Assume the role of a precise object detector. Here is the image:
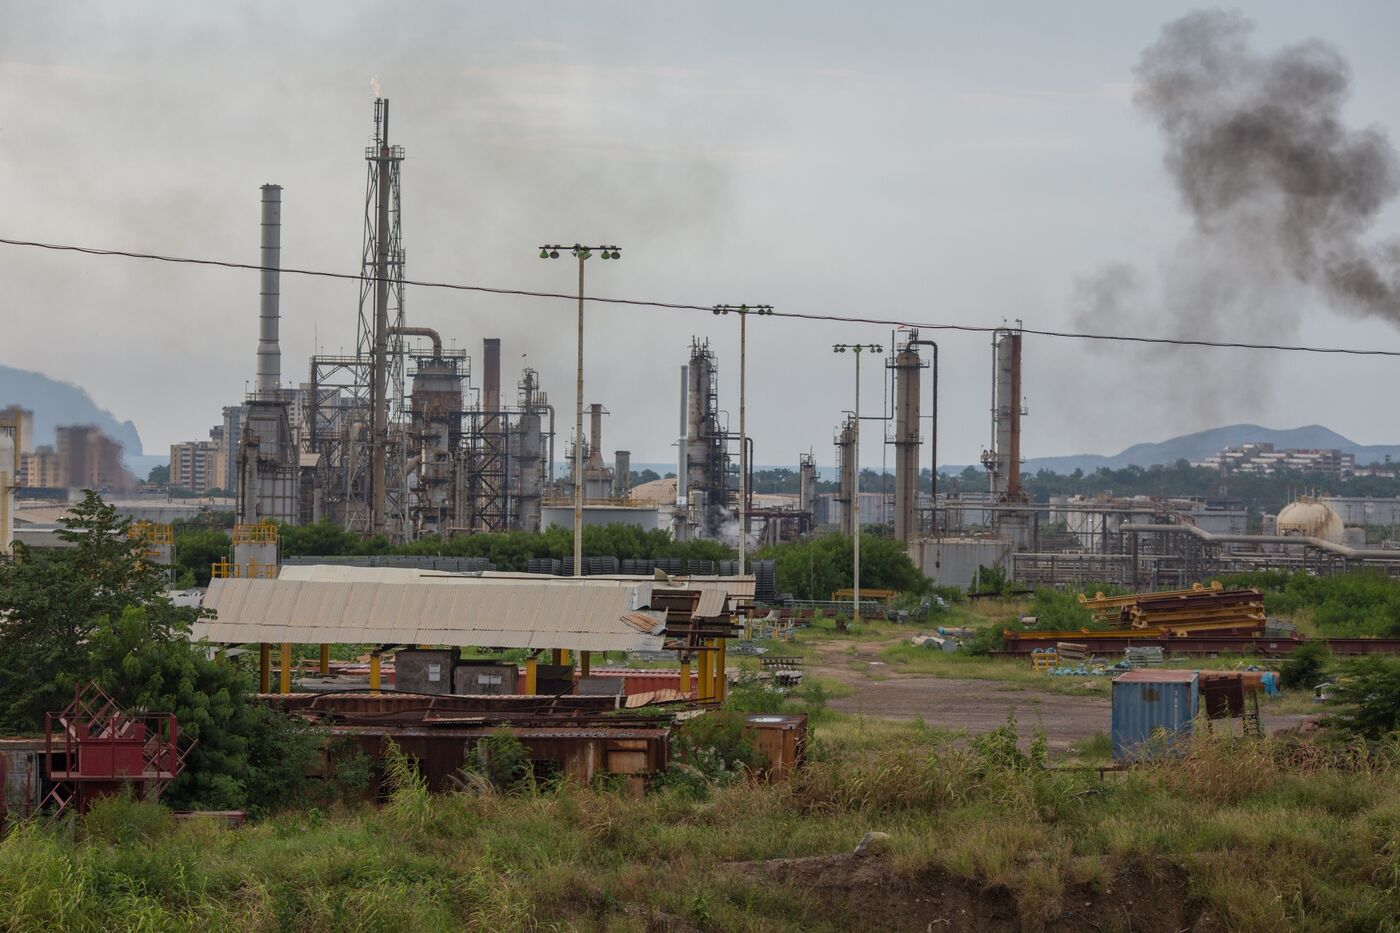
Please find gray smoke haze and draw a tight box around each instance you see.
[1075,10,1400,402]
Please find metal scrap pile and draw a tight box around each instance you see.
[1083,582,1266,636]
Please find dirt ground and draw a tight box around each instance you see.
[807,640,1317,750]
[729,852,1223,933]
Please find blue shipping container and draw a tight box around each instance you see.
[1111,670,1199,762]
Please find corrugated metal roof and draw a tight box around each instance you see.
[693,588,728,618]
[194,578,666,652]
[276,564,753,605]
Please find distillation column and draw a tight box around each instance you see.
[835,418,857,536]
[892,338,922,544]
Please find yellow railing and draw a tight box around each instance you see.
[210,560,279,580]
[232,521,279,545]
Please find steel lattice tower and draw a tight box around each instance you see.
[354,97,408,536]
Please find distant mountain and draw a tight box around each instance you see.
[0,363,148,468]
[942,424,1400,475]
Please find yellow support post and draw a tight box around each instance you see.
[369,652,381,693]
[525,657,538,695]
[279,643,292,695]
[579,651,590,678]
[679,658,691,698]
[319,643,330,676]
[698,644,712,701]
[715,638,727,703]
[259,643,271,694]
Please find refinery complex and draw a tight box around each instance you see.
[7,9,1400,928]
[6,100,1400,593]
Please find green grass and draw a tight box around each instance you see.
[3,717,1397,932]
[877,641,1112,696]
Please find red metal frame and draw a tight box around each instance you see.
[41,683,191,818]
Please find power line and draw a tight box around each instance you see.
[4,234,1400,358]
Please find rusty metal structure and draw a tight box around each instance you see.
[999,631,1400,657]
[263,692,806,796]
[41,684,189,817]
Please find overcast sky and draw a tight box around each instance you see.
[4,1,1400,472]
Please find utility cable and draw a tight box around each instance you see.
[4,235,1400,358]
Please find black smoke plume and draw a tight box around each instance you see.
[1077,10,1400,344]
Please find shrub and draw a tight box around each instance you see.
[467,728,532,793]
[81,792,173,845]
[723,674,788,714]
[316,737,373,806]
[1329,656,1400,741]
[962,627,1002,657]
[1281,641,1332,690]
[674,710,766,775]
[381,738,431,828]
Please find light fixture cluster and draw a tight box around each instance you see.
[832,343,883,354]
[538,244,621,260]
[712,304,774,316]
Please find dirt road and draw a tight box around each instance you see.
[808,641,1317,750]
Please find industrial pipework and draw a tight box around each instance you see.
[390,325,443,356]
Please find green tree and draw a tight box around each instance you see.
[1280,641,1332,690]
[84,607,317,810]
[0,491,187,728]
[1328,656,1400,741]
[755,533,929,601]
[0,491,312,811]
[173,526,232,587]
[146,464,169,485]
[278,520,365,557]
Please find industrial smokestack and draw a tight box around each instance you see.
[614,450,630,497]
[588,403,605,470]
[256,184,282,401]
[482,338,501,414]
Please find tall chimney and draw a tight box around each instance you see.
[482,338,501,414]
[256,184,282,401]
[588,403,605,469]
[614,450,630,497]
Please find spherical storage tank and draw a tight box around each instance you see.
[1276,497,1345,543]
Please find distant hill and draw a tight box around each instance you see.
[0,363,149,469]
[943,424,1400,475]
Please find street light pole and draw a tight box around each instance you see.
[713,304,772,576]
[540,243,621,577]
[833,342,882,626]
